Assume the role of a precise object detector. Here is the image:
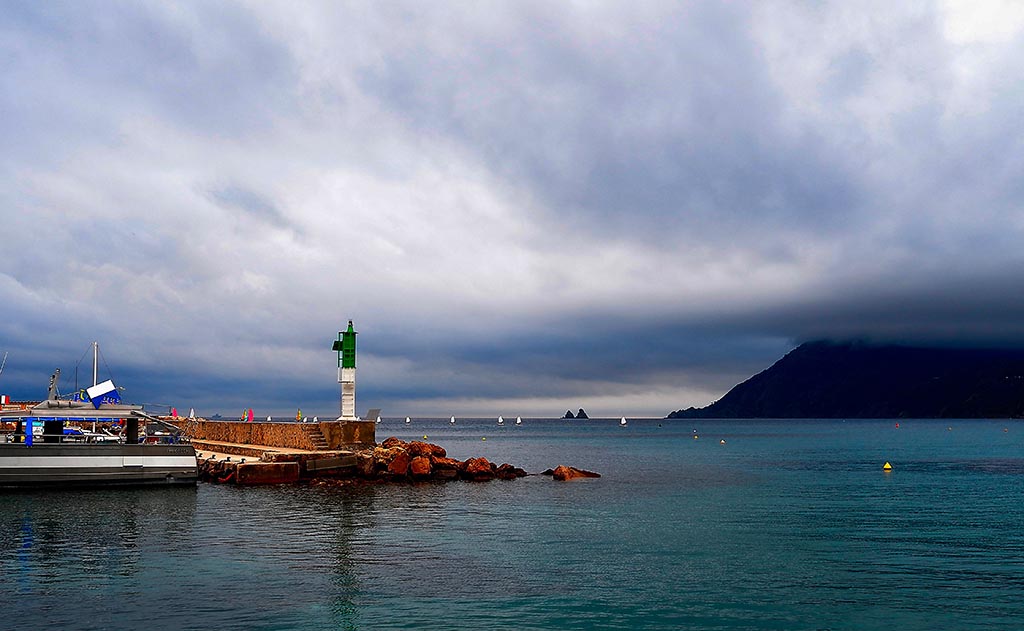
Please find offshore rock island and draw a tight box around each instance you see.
[669,341,1024,419]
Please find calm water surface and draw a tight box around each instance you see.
[3,418,1024,630]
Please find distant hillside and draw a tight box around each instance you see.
[668,341,1024,419]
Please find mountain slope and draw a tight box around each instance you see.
[668,341,1024,419]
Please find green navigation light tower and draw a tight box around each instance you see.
[332,320,358,420]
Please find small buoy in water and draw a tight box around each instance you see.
[423,435,428,440]
[693,434,699,440]
[720,439,726,444]
[1005,428,1009,432]
[895,422,899,428]
[947,426,952,431]
[883,462,893,471]
[482,437,486,441]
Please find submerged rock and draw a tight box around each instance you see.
[549,465,601,481]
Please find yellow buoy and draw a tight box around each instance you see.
[693,434,699,440]
[423,435,428,439]
[883,462,893,471]
[481,437,486,441]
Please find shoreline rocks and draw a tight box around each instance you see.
[358,437,528,483]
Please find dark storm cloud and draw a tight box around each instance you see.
[4,2,1024,416]
[355,2,862,243]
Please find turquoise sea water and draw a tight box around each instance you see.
[3,418,1024,630]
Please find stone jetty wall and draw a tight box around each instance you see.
[319,421,376,448]
[187,420,376,449]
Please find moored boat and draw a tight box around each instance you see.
[0,342,197,487]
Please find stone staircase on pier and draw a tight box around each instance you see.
[301,425,331,451]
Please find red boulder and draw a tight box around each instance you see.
[407,441,447,458]
[551,465,601,481]
[460,457,495,481]
[409,456,432,478]
[387,451,411,476]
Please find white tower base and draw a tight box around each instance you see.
[338,367,357,420]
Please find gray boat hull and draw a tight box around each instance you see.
[0,443,198,487]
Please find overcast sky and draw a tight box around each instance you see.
[2,1,1024,417]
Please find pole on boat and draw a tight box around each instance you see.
[92,341,99,387]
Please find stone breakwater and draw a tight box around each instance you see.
[356,436,529,482]
[196,436,536,485]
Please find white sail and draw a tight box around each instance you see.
[450,416,456,424]
[405,416,411,424]
[620,417,628,426]
[497,416,504,425]
[515,416,522,425]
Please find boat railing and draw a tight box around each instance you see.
[0,430,127,444]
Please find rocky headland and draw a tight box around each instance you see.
[669,341,1024,419]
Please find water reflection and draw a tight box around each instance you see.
[0,488,197,629]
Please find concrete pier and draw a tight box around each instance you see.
[187,419,373,485]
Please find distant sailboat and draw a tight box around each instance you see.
[497,416,504,425]
[450,416,456,424]
[405,416,411,424]
[376,416,382,424]
[313,416,319,422]
[267,416,272,422]
[620,417,628,426]
[188,408,196,419]
[515,417,522,425]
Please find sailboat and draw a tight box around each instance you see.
[515,417,522,425]
[497,416,504,425]
[405,416,411,424]
[450,416,456,424]
[620,417,628,426]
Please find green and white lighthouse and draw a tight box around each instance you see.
[332,320,358,420]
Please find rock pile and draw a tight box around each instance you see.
[358,437,528,482]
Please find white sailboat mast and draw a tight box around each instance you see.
[92,341,99,387]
